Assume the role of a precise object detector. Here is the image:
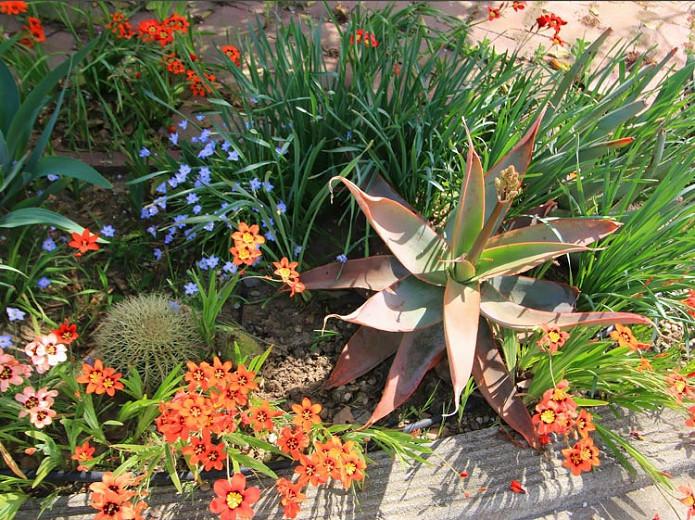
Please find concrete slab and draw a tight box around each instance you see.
[17,408,694,519]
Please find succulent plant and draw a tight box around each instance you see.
[94,294,204,391]
[302,108,650,447]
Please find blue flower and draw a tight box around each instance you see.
[265,231,276,242]
[197,141,216,159]
[203,221,214,232]
[153,248,163,260]
[187,193,199,205]
[195,114,206,122]
[146,226,157,238]
[192,204,202,215]
[6,307,25,322]
[346,130,353,140]
[222,261,238,274]
[221,140,231,151]
[47,174,59,182]
[140,207,152,220]
[168,300,181,312]
[139,147,151,158]
[168,176,180,189]
[164,231,176,245]
[336,254,348,264]
[198,129,211,143]
[169,132,179,146]
[276,201,287,214]
[207,255,220,269]
[249,178,262,191]
[178,119,188,130]
[147,205,159,217]
[100,225,116,238]
[275,145,287,155]
[245,120,253,130]
[263,180,274,193]
[197,167,211,185]
[293,245,303,256]
[185,230,197,241]
[249,96,258,105]
[227,150,239,162]
[156,182,167,194]
[197,257,211,270]
[184,282,199,295]
[37,276,52,289]
[42,238,57,252]
[174,215,189,228]
[0,335,12,349]
[261,217,274,229]
[154,196,167,210]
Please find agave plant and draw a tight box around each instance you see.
[302,109,650,448]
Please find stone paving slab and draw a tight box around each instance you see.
[18,408,694,519]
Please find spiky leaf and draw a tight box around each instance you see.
[472,320,539,448]
[480,283,652,329]
[448,144,485,257]
[365,173,413,209]
[486,218,620,248]
[476,242,590,280]
[329,276,444,332]
[324,327,402,389]
[331,176,448,285]
[302,256,408,292]
[443,279,480,414]
[366,328,445,426]
[486,276,578,313]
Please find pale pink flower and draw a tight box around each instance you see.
[35,333,67,367]
[29,407,56,428]
[25,338,50,374]
[0,353,31,392]
[15,386,58,418]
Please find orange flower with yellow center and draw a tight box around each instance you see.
[610,323,649,351]
[291,397,322,432]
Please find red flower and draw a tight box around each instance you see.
[72,441,95,471]
[487,6,501,21]
[203,440,226,471]
[53,322,79,345]
[164,13,189,33]
[537,326,569,354]
[510,479,526,494]
[106,12,133,40]
[68,228,100,257]
[23,17,46,44]
[209,474,260,520]
[278,426,309,460]
[562,437,600,476]
[229,364,258,395]
[686,406,695,428]
[248,400,282,432]
[221,45,241,67]
[512,1,526,11]
[276,478,306,519]
[349,29,379,48]
[0,1,28,15]
[575,409,595,438]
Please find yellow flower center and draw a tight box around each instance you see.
[103,377,114,388]
[548,331,561,342]
[242,232,254,244]
[540,409,556,424]
[345,462,357,475]
[675,381,686,393]
[553,388,568,401]
[580,448,592,461]
[226,491,243,509]
[89,371,102,384]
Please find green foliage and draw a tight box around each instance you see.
[188,267,241,346]
[94,294,204,390]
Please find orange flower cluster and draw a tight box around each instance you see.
[487,2,526,22]
[71,440,95,472]
[137,13,189,47]
[53,321,79,344]
[532,380,601,476]
[273,257,305,297]
[105,11,133,39]
[536,11,567,46]
[537,325,569,354]
[0,1,27,15]
[21,16,45,46]
[610,323,650,351]
[273,399,366,519]
[210,473,260,520]
[667,372,695,402]
[230,222,265,266]
[76,359,124,396]
[349,29,379,48]
[163,52,186,75]
[187,69,217,97]
[221,45,241,67]
[88,472,148,520]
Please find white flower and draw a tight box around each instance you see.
[35,333,67,367]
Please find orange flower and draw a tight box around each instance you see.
[221,45,241,67]
[106,11,133,39]
[185,360,213,391]
[138,19,161,43]
[276,478,306,519]
[685,406,695,428]
[89,471,138,499]
[684,289,695,318]
[76,359,105,394]
[174,393,213,430]
[53,322,79,345]
[248,400,282,432]
[316,449,342,481]
[537,326,569,354]
[164,13,189,33]
[229,365,258,395]
[487,6,501,21]
[164,53,186,75]
[294,454,328,487]
[679,485,695,519]
[0,1,28,15]
[72,441,95,471]
[203,440,226,471]
[562,437,600,476]
[532,380,578,436]
[509,479,526,494]
[512,1,526,11]
[339,450,366,489]
[68,228,100,257]
[90,489,138,520]
[291,398,322,432]
[637,357,653,372]
[209,474,260,520]
[182,430,212,467]
[273,257,300,285]
[278,426,309,460]
[550,32,565,47]
[232,222,265,248]
[667,373,695,402]
[288,279,305,297]
[23,17,46,44]
[209,356,234,389]
[575,409,595,438]
[314,435,342,456]
[349,29,379,48]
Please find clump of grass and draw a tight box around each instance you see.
[94,293,204,390]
